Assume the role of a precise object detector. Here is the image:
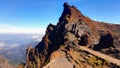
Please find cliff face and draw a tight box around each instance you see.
[18,2,120,68]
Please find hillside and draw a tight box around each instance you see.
[17,2,120,68]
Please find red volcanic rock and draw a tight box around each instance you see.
[59,2,100,47]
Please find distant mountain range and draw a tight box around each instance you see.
[0,33,43,67]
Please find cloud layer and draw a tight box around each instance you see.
[0,24,45,34]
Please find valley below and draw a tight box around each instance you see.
[0,33,43,67]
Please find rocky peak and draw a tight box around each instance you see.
[18,2,120,68]
[58,2,100,47]
[59,2,84,23]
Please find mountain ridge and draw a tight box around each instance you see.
[17,2,120,68]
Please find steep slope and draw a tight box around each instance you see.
[93,21,120,59]
[17,2,120,68]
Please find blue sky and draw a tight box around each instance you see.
[0,0,120,34]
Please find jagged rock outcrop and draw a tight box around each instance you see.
[0,55,13,68]
[18,2,120,68]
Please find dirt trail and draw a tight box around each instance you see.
[79,46,120,66]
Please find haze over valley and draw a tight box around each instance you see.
[0,33,43,66]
